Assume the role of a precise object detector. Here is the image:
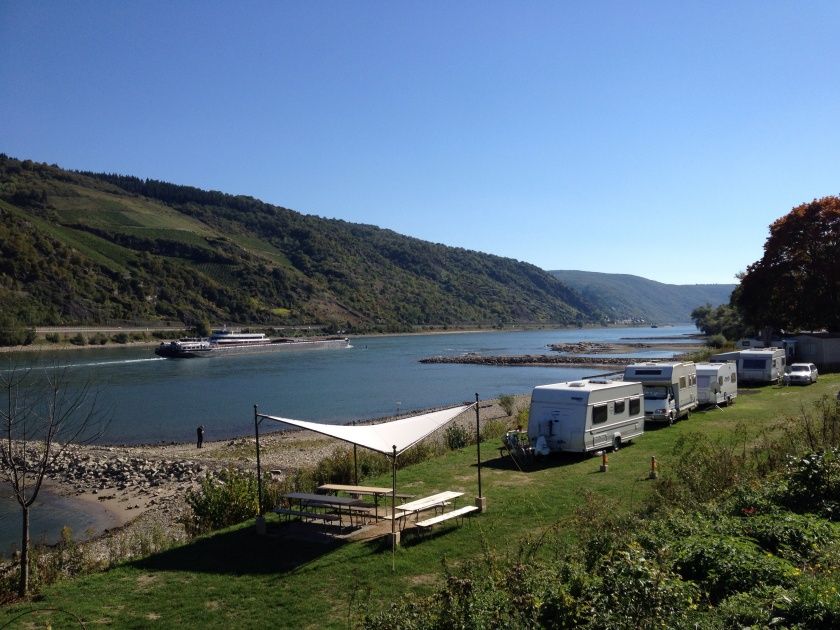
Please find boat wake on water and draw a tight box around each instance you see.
[0,357,168,372]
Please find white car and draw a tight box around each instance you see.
[786,363,818,385]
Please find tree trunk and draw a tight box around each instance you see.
[18,505,29,597]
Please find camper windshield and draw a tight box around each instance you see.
[643,385,669,400]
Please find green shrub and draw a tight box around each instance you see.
[444,424,470,450]
[707,333,727,348]
[45,333,60,343]
[183,468,261,536]
[311,447,390,486]
[88,332,108,345]
[498,394,516,417]
[480,418,509,442]
[112,332,129,344]
[69,333,86,346]
[515,406,530,428]
[655,432,750,507]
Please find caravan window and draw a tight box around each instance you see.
[690,374,696,386]
[634,369,663,375]
[613,400,625,414]
[718,376,724,386]
[731,372,737,383]
[629,397,641,415]
[743,359,766,370]
[592,404,608,424]
[679,376,687,389]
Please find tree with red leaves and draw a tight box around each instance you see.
[735,196,840,332]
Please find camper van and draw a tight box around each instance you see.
[710,348,786,384]
[623,361,699,424]
[527,379,644,455]
[696,362,738,406]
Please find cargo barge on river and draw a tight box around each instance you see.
[154,329,350,358]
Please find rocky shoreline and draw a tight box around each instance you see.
[420,341,698,367]
[420,354,654,367]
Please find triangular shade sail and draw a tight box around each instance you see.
[259,404,473,456]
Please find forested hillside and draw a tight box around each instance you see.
[0,156,604,331]
[549,269,735,323]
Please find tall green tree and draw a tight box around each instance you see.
[735,196,840,332]
[690,303,747,341]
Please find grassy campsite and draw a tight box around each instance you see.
[1,375,839,627]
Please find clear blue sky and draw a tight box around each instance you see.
[2,2,838,284]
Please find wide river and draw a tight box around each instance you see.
[0,324,697,552]
[10,324,698,445]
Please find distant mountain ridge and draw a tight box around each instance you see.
[0,156,605,331]
[548,270,735,324]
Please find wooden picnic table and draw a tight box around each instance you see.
[283,492,367,528]
[317,484,413,520]
[394,491,464,529]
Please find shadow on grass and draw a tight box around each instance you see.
[480,451,592,472]
[131,519,346,576]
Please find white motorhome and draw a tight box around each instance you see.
[696,362,738,406]
[623,361,699,424]
[527,379,644,455]
[710,348,786,384]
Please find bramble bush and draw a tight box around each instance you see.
[775,449,840,520]
[672,535,799,603]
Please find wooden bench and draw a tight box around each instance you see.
[415,505,480,532]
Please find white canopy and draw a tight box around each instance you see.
[259,404,473,456]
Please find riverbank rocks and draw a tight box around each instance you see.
[419,354,667,366]
[44,446,209,495]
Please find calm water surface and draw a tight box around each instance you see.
[0,488,118,557]
[13,325,698,445]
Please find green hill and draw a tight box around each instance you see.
[0,156,603,331]
[549,269,735,324]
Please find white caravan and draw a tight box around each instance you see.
[527,379,645,455]
[623,361,699,424]
[696,362,738,406]
[710,348,786,384]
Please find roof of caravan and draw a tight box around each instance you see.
[624,361,687,369]
[535,378,634,391]
[738,348,785,356]
[696,362,735,373]
[532,379,640,402]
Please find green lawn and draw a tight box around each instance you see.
[2,376,838,628]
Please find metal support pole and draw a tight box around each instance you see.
[475,393,482,498]
[254,404,263,515]
[391,445,397,540]
[353,421,358,485]
[391,445,398,567]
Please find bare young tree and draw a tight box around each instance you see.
[0,363,108,597]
